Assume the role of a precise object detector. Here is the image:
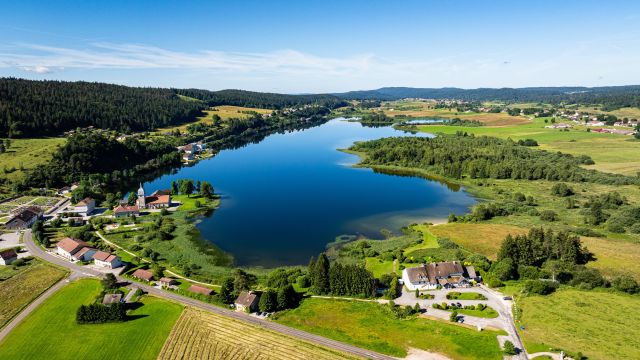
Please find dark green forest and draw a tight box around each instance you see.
[174,88,348,109]
[0,78,207,137]
[349,132,638,185]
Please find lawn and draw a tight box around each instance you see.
[0,260,67,329]
[365,257,395,278]
[0,279,183,360]
[274,298,504,359]
[447,306,499,319]
[403,224,439,253]
[446,292,487,300]
[156,106,272,133]
[430,223,528,260]
[0,137,66,195]
[518,288,640,360]
[159,307,359,360]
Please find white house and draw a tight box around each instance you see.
[69,197,96,216]
[92,251,123,269]
[56,237,90,260]
[402,261,476,291]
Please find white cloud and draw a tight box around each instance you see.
[19,65,52,73]
[0,42,376,76]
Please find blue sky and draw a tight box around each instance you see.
[1,0,639,93]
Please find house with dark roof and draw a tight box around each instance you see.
[92,251,123,269]
[131,268,154,282]
[402,261,477,291]
[234,291,260,313]
[0,248,18,265]
[4,208,42,230]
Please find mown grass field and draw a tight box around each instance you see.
[157,105,272,133]
[0,137,65,194]
[518,288,640,360]
[580,236,640,279]
[415,117,640,175]
[274,298,504,359]
[159,308,360,360]
[0,260,67,329]
[0,279,183,360]
[380,100,531,126]
[430,223,528,260]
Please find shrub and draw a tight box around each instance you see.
[551,183,574,197]
[517,265,540,280]
[76,303,127,324]
[611,275,639,294]
[449,310,458,322]
[490,259,517,281]
[523,279,558,295]
[540,210,558,222]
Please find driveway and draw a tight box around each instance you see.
[394,286,526,359]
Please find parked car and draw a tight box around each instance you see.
[503,296,513,300]
[456,302,462,307]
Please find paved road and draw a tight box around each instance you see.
[395,286,528,359]
[18,230,393,360]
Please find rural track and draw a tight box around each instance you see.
[19,230,395,360]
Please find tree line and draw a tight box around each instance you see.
[174,88,348,109]
[350,132,638,185]
[307,254,376,297]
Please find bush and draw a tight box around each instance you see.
[540,210,558,222]
[551,183,574,197]
[611,275,639,294]
[490,259,517,281]
[449,310,458,322]
[523,280,558,295]
[570,266,606,290]
[517,265,540,280]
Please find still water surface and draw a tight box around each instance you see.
[144,119,476,267]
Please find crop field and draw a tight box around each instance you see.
[274,298,504,359]
[0,261,67,329]
[0,279,183,360]
[518,288,640,360]
[430,223,528,259]
[159,308,360,360]
[380,100,531,126]
[0,196,61,216]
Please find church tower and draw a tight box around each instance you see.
[137,183,146,208]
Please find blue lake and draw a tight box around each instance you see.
[144,119,476,267]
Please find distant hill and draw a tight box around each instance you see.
[174,88,348,110]
[0,78,347,138]
[334,86,640,110]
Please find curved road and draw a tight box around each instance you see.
[13,230,394,360]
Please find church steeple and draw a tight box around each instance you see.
[137,183,146,208]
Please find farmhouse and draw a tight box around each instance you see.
[113,204,140,218]
[0,248,18,265]
[402,261,477,291]
[4,207,42,230]
[188,284,214,296]
[136,184,171,209]
[56,237,91,260]
[132,268,154,282]
[234,291,260,313]
[92,251,123,269]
